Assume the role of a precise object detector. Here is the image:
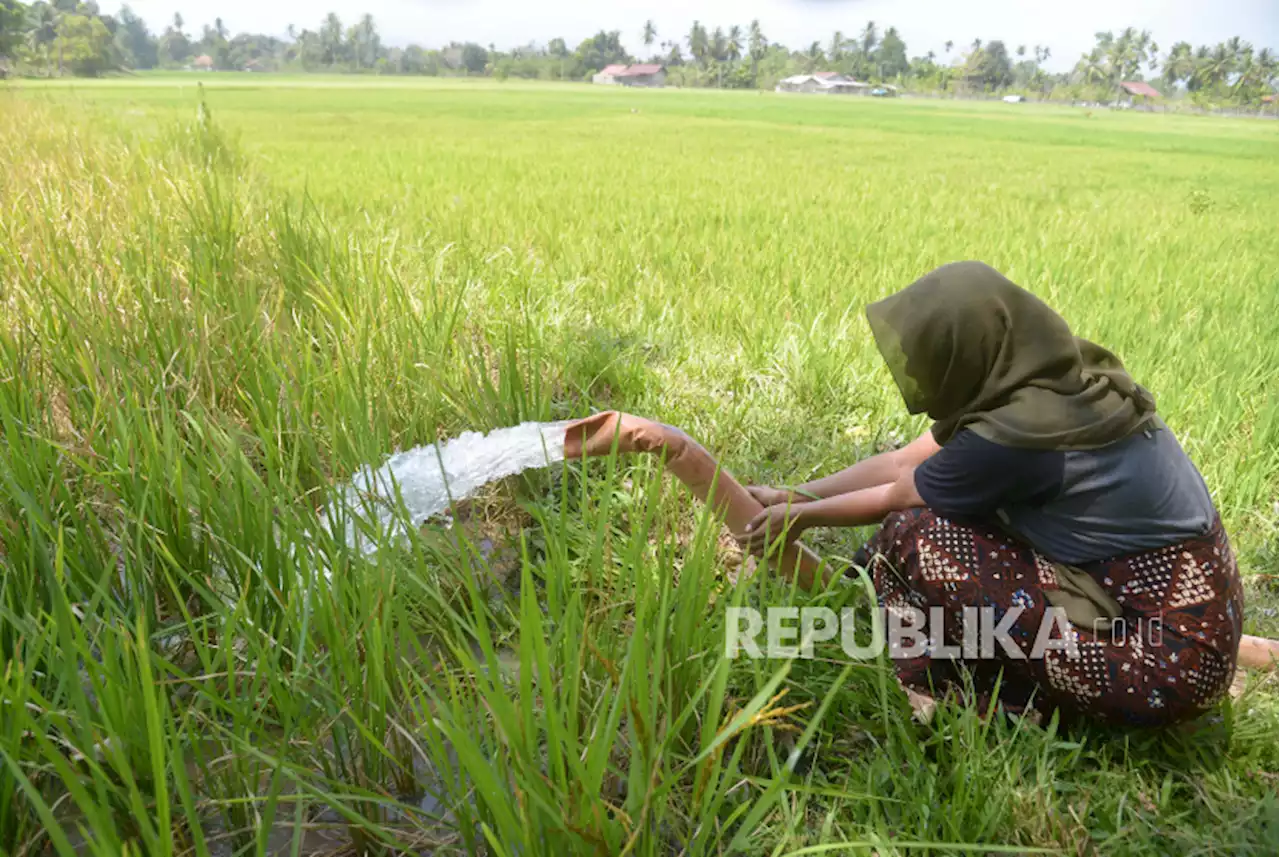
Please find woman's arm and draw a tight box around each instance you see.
[794,469,925,530]
[737,465,926,554]
[792,429,940,499]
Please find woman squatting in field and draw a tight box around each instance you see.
[737,261,1242,726]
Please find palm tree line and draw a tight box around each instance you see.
[1,5,1275,106]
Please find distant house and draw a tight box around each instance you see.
[592,64,629,84]
[1118,81,1161,105]
[192,55,214,71]
[593,63,666,87]
[776,74,872,95]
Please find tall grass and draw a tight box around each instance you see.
[0,83,1276,855]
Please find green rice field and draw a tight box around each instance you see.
[1,76,1277,855]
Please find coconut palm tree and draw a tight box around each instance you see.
[1225,36,1247,65]
[642,20,656,53]
[727,25,742,64]
[806,40,823,72]
[1162,41,1195,87]
[944,40,953,56]
[1075,48,1108,87]
[860,21,877,56]
[748,19,765,77]
[1205,42,1234,89]
[1256,47,1278,88]
[828,30,844,63]
[710,26,726,63]
[687,21,707,66]
[748,19,765,60]
[1187,44,1212,90]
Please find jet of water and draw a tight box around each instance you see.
[326,421,572,554]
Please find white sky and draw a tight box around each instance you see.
[118,0,1279,73]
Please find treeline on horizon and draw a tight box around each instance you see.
[1,1,1277,108]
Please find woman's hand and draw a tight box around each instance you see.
[746,485,808,507]
[735,503,808,557]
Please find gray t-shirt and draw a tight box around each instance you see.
[914,418,1215,564]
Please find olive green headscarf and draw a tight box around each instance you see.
[866,261,1156,450]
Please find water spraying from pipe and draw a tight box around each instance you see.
[325,420,573,554]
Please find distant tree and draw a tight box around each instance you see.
[0,0,26,64]
[1162,41,1195,88]
[397,43,426,73]
[860,21,877,56]
[112,4,155,68]
[748,19,765,60]
[1258,47,1277,84]
[805,40,823,72]
[23,1,55,74]
[460,41,487,73]
[349,13,378,70]
[1075,28,1158,96]
[157,11,189,67]
[199,21,230,69]
[878,26,908,78]
[686,20,706,66]
[319,12,343,66]
[828,29,843,63]
[56,10,113,75]
[573,30,626,74]
[642,19,655,52]
[1204,42,1234,88]
[965,39,1011,89]
[710,26,726,63]
[979,39,1013,87]
[747,18,762,75]
[727,25,742,63]
[944,39,953,56]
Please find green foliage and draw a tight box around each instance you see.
[574,29,627,74]
[0,0,26,59]
[113,3,155,68]
[961,40,1014,91]
[55,12,112,76]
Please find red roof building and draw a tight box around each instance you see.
[592,63,666,87]
[619,64,664,77]
[1118,81,1162,99]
